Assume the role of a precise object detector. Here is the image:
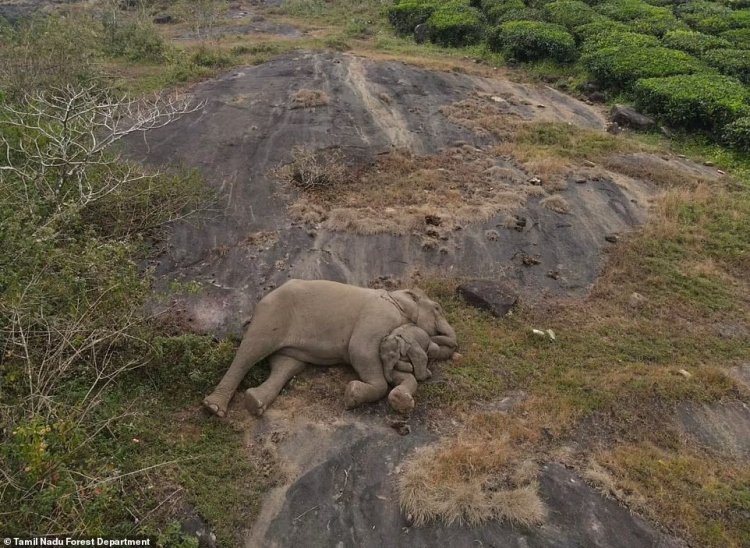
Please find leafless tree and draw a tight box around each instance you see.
[0,84,205,230]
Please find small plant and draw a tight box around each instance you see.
[583,46,706,89]
[722,116,750,151]
[489,20,578,62]
[277,146,350,191]
[190,45,235,68]
[633,73,750,131]
[662,30,732,56]
[702,48,750,83]
[289,88,330,109]
[426,2,486,47]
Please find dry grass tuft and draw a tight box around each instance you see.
[540,194,570,214]
[289,88,330,109]
[399,444,547,527]
[274,146,350,191]
[398,413,548,528]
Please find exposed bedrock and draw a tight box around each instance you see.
[127,51,649,335]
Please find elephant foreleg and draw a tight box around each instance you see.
[388,371,418,414]
[245,354,306,417]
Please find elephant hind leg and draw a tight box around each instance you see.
[203,323,281,417]
[245,354,306,416]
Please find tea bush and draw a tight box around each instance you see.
[722,116,750,151]
[489,20,578,61]
[581,30,659,54]
[544,1,598,29]
[584,46,706,88]
[573,18,631,40]
[703,48,750,83]
[426,2,485,46]
[387,0,437,35]
[662,30,732,56]
[494,7,546,23]
[720,27,750,47]
[482,0,526,23]
[633,73,750,131]
[595,0,683,35]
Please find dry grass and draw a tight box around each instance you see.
[540,194,570,214]
[603,153,719,189]
[289,88,330,109]
[399,427,547,527]
[278,145,546,235]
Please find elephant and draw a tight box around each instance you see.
[380,324,441,384]
[202,279,458,418]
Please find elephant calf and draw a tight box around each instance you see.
[202,279,458,418]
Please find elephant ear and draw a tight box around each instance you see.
[389,290,420,322]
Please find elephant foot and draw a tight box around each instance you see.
[244,388,267,417]
[344,381,361,410]
[388,387,415,414]
[202,395,227,418]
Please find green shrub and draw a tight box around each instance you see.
[595,0,683,35]
[662,30,732,56]
[691,10,750,35]
[190,45,234,68]
[720,27,750,47]
[702,48,750,83]
[387,0,437,35]
[102,18,165,62]
[573,17,631,39]
[581,30,659,54]
[494,7,546,22]
[489,20,578,62]
[633,73,749,131]
[544,1,598,28]
[674,1,730,28]
[0,15,99,98]
[426,2,485,47]
[722,116,750,150]
[481,0,526,23]
[583,46,706,88]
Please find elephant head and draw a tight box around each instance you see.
[389,288,457,356]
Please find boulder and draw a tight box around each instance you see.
[611,105,655,131]
[154,14,174,24]
[456,280,518,317]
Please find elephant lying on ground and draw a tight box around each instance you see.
[202,279,458,418]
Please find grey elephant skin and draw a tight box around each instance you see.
[202,279,457,417]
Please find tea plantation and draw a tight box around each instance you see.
[387,0,750,149]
